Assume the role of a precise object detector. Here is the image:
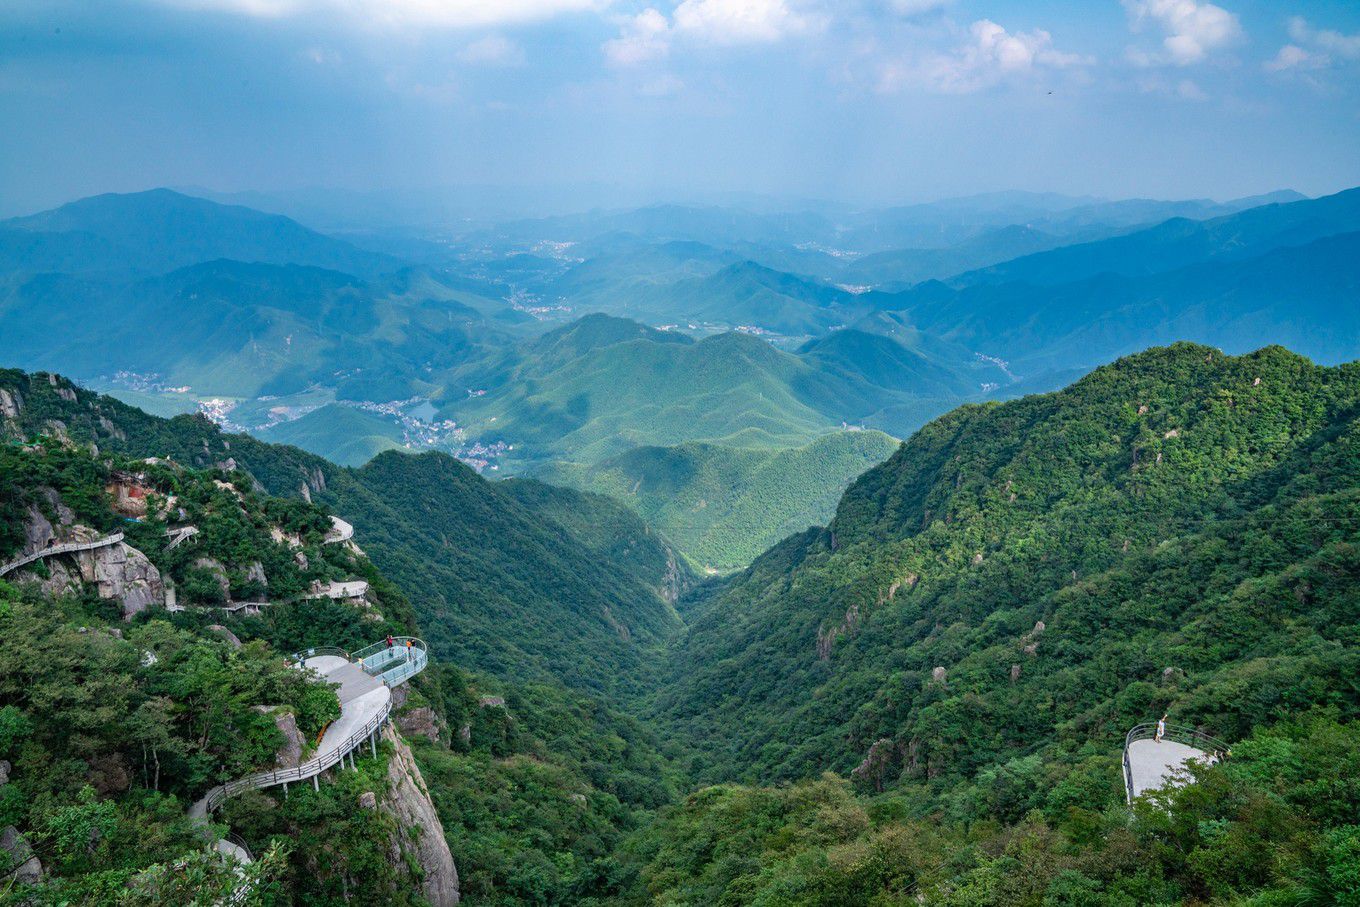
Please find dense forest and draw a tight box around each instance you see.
[3,345,1359,905]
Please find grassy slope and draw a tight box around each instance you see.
[542,430,900,572]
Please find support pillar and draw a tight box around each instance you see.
[312,775,319,792]
[283,781,289,799]
[370,732,377,758]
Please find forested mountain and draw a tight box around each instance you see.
[655,343,1360,789]
[541,430,900,572]
[5,343,1359,905]
[0,368,689,697]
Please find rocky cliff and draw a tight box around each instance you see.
[380,725,459,906]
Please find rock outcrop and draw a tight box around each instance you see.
[0,825,42,885]
[254,707,303,770]
[380,726,459,906]
[0,387,23,419]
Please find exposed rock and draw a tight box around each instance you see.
[358,790,377,810]
[299,483,312,503]
[97,416,126,441]
[87,753,132,796]
[380,726,459,906]
[207,625,243,649]
[397,707,441,743]
[1023,642,1039,656]
[56,386,77,403]
[192,557,231,600]
[931,666,947,684]
[22,504,56,554]
[851,738,900,792]
[245,561,268,589]
[478,696,505,709]
[1253,377,1261,387]
[1163,428,1180,439]
[0,826,42,885]
[254,707,303,770]
[885,573,918,602]
[1137,404,1148,415]
[457,724,471,745]
[817,600,865,660]
[87,543,165,619]
[0,388,22,419]
[1010,663,1022,683]
[0,760,10,785]
[972,552,984,565]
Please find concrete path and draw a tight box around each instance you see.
[1126,738,1209,799]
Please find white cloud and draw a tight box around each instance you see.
[602,0,817,67]
[1123,0,1241,65]
[603,8,671,66]
[671,0,820,45]
[152,0,612,29]
[457,35,526,66]
[1267,16,1360,72]
[888,18,1089,94]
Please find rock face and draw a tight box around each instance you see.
[0,387,23,419]
[254,707,303,770]
[396,707,441,743]
[87,543,164,619]
[0,825,42,885]
[380,726,459,906]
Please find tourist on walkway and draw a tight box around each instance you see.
[386,634,395,649]
[1155,714,1167,743]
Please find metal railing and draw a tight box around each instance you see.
[0,532,125,577]
[200,637,430,815]
[200,692,393,814]
[1122,722,1228,804]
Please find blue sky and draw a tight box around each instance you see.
[1,0,1358,216]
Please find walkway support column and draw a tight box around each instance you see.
[312,775,319,792]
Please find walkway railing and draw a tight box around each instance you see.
[199,692,394,814]
[0,532,125,577]
[1122,722,1228,804]
[352,637,429,687]
[199,637,430,815]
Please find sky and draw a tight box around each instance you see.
[1,0,1358,218]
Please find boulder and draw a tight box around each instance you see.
[380,726,459,906]
[358,790,377,810]
[87,543,165,619]
[0,760,10,785]
[0,826,42,885]
[931,666,947,684]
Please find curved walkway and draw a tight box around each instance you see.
[191,637,429,860]
[1123,723,1227,803]
[324,517,354,544]
[0,532,125,577]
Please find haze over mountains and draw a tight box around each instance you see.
[1,184,1357,570]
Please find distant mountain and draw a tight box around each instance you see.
[898,230,1360,374]
[0,188,399,277]
[441,314,981,466]
[541,430,900,572]
[955,186,1357,288]
[0,259,506,397]
[839,224,1070,289]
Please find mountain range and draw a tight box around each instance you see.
[2,184,1358,571]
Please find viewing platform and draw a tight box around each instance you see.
[1122,722,1227,803]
